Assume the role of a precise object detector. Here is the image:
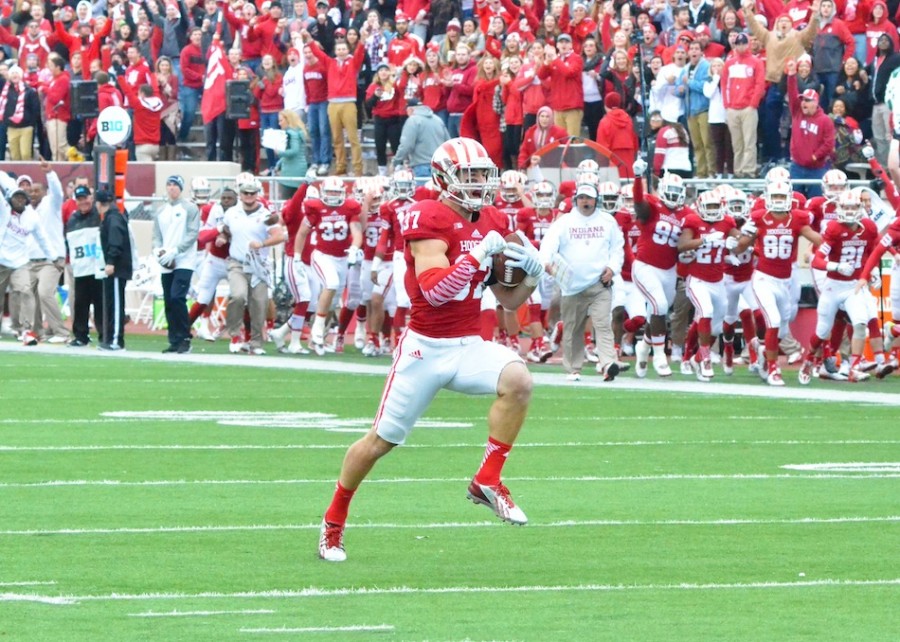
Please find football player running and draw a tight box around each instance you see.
[802,190,886,382]
[318,138,544,562]
[736,180,822,385]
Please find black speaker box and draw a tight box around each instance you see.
[71,80,99,118]
[225,80,252,119]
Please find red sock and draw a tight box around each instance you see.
[830,316,847,353]
[739,309,756,340]
[338,306,354,334]
[765,328,779,355]
[474,437,512,486]
[868,318,881,338]
[356,304,367,323]
[292,301,309,318]
[540,309,548,328]
[188,302,207,324]
[528,304,541,325]
[623,315,645,334]
[683,322,698,361]
[324,481,356,526]
[393,307,408,333]
[381,315,392,338]
[753,310,766,339]
[243,308,251,334]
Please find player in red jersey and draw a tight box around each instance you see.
[736,180,822,386]
[719,186,761,375]
[295,176,364,356]
[318,138,544,562]
[374,169,419,348]
[189,184,236,342]
[800,190,890,382]
[516,179,558,363]
[631,161,696,378]
[492,170,528,352]
[677,189,740,381]
[612,182,645,358]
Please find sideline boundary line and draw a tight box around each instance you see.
[3,343,900,406]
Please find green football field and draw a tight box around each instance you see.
[1,341,898,641]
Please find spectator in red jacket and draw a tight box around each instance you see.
[722,33,765,178]
[43,53,70,162]
[518,106,568,170]
[54,13,113,80]
[365,63,408,176]
[179,27,205,143]
[445,44,478,138]
[596,93,639,179]
[786,59,836,197]
[256,54,285,172]
[516,41,550,133]
[117,78,164,161]
[812,0,855,107]
[236,67,261,173]
[85,72,123,156]
[302,23,371,176]
[537,33,584,136]
[303,44,332,176]
[122,45,157,109]
[460,55,503,167]
[0,20,55,69]
[421,45,449,125]
[500,55,524,170]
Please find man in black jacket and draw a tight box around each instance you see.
[868,34,900,166]
[1,66,41,161]
[98,191,133,351]
[64,185,104,347]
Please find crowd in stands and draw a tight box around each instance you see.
[0,0,896,181]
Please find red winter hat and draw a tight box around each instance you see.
[604,92,621,110]
[800,88,819,102]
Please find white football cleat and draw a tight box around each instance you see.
[798,359,814,386]
[269,323,289,350]
[786,351,802,365]
[354,322,366,350]
[848,368,871,382]
[565,372,581,382]
[766,366,785,386]
[361,340,377,357]
[635,339,650,378]
[876,358,898,379]
[670,344,683,362]
[679,359,693,376]
[700,358,714,379]
[229,337,245,353]
[690,358,709,383]
[196,321,216,342]
[550,322,563,353]
[286,341,310,355]
[652,352,672,377]
[466,479,527,525]
[584,344,599,363]
[318,520,347,562]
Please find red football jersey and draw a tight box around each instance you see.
[363,207,387,261]
[303,198,362,258]
[615,210,641,281]
[724,245,755,282]
[806,196,839,235]
[752,209,813,279]
[280,184,308,257]
[377,196,417,257]
[816,218,878,281]
[681,213,737,283]
[635,195,691,270]
[516,207,555,248]
[494,198,524,233]
[402,200,509,338]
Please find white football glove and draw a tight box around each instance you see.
[701,231,725,248]
[503,231,544,279]
[346,245,364,266]
[678,250,696,264]
[725,235,739,250]
[470,230,508,264]
[862,144,875,160]
[741,221,758,237]
[632,158,648,176]
[827,260,855,276]
[156,247,177,267]
[870,272,882,290]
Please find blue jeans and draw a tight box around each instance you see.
[761,84,786,163]
[307,101,332,166]
[412,164,431,178]
[260,111,279,169]
[161,269,193,347]
[816,72,839,109]
[435,109,449,128]
[448,113,462,139]
[789,161,829,198]
[178,86,200,142]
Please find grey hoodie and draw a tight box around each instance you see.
[393,105,450,168]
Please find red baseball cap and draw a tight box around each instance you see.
[800,89,819,102]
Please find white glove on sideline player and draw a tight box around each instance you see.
[741,221,758,237]
[633,158,648,176]
[470,230,507,264]
[827,261,855,277]
[346,246,364,266]
[725,236,739,250]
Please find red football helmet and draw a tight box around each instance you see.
[532,181,557,209]
[431,138,499,211]
[697,189,724,222]
[321,176,346,207]
[391,168,415,199]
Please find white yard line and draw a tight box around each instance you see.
[1,472,898,490]
[0,581,56,587]
[0,515,896,537]
[0,439,897,453]
[0,593,75,605]
[239,625,394,634]
[4,342,900,406]
[7,578,899,607]
[129,609,275,618]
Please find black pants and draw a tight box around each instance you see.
[523,113,537,134]
[584,100,603,142]
[709,122,734,176]
[205,115,236,162]
[161,269,193,347]
[103,276,128,348]
[374,115,405,167]
[238,128,258,172]
[503,124,522,170]
[72,275,103,343]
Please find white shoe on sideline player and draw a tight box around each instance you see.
[635,339,650,378]
[354,322,366,350]
[269,323,289,350]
